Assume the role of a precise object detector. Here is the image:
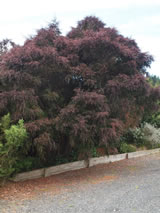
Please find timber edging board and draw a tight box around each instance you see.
[89,153,127,167]
[44,160,86,177]
[127,148,160,159]
[13,168,45,182]
[12,148,160,182]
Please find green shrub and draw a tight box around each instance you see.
[14,157,42,172]
[0,114,29,179]
[120,123,160,150]
[91,146,99,157]
[119,142,136,153]
[122,127,146,147]
[150,113,160,128]
[142,122,160,148]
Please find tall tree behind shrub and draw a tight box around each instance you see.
[142,75,160,127]
[0,16,159,161]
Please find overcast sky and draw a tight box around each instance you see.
[0,0,159,76]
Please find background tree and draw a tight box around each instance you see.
[142,75,160,127]
[147,75,160,88]
[0,39,15,59]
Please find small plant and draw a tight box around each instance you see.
[91,146,99,157]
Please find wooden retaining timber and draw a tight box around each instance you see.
[13,168,45,182]
[12,148,160,182]
[89,153,127,167]
[128,148,160,159]
[44,160,86,177]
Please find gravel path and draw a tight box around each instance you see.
[1,153,160,213]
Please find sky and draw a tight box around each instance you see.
[0,0,160,76]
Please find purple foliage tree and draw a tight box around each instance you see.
[0,16,159,161]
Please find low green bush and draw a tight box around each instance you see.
[119,122,160,150]
[142,122,160,148]
[124,127,146,147]
[0,114,29,179]
[119,142,137,153]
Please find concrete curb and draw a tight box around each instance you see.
[12,148,160,182]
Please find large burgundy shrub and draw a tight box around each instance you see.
[0,16,159,162]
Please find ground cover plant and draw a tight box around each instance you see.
[0,16,160,178]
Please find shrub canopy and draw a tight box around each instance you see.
[0,16,160,161]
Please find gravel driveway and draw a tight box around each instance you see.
[1,153,160,213]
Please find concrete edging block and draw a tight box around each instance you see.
[44,160,87,177]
